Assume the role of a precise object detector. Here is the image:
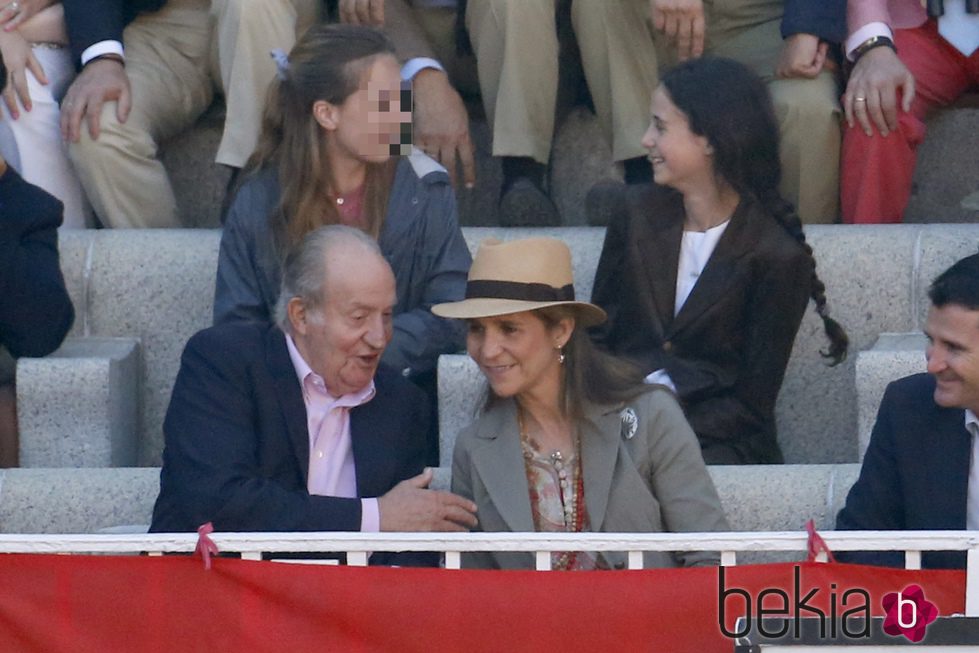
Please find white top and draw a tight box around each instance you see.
[674,220,730,316]
[643,220,729,391]
[966,409,979,530]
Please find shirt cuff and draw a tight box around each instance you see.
[846,22,893,60]
[644,369,677,393]
[81,40,125,67]
[400,57,445,82]
[360,497,380,532]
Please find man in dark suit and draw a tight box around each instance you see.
[836,252,979,569]
[150,226,477,561]
[0,152,75,467]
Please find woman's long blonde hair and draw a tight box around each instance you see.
[245,24,398,256]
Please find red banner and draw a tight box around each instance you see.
[0,554,965,652]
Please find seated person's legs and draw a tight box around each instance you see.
[67,0,212,229]
[704,2,842,224]
[466,0,561,226]
[768,72,841,224]
[2,45,93,228]
[572,0,658,185]
[210,0,319,169]
[841,21,974,224]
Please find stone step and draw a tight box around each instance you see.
[854,333,927,461]
[17,337,140,468]
[163,99,979,229]
[0,467,158,533]
[0,464,858,538]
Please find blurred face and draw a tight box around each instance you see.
[291,249,396,396]
[925,303,979,413]
[466,311,573,401]
[640,86,715,193]
[319,54,411,164]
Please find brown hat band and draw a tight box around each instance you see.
[465,280,575,302]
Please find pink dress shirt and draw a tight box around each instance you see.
[286,334,381,532]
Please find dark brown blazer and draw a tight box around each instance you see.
[590,184,812,464]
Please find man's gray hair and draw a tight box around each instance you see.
[274,225,383,333]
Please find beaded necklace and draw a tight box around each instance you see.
[518,409,585,570]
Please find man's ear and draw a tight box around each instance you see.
[313,100,340,131]
[287,297,309,336]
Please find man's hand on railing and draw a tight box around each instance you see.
[378,468,478,532]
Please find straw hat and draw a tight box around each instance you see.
[432,238,606,326]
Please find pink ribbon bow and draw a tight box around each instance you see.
[805,518,836,563]
[195,522,220,570]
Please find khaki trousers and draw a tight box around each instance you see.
[68,0,213,228]
[69,0,318,228]
[210,0,319,168]
[701,0,841,224]
[466,0,658,164]
[467,0,840,223]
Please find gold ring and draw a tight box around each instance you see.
[855,97,867,103]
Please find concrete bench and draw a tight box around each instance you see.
[18,337,140,468]
[39,224,979,468]
[0,464,859,539]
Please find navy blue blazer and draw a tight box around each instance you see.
[782,0,846,44]
[0,167,74,359]
[62,0,167,65]
[150,323,432,562]
[836,373,971,569]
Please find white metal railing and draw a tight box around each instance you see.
[2,530,978,614]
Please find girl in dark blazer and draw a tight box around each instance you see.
[591,58,848,465]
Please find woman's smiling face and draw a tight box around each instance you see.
[641,85,715,193]
[466,310,572,400]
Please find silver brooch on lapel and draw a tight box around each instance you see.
[620,407,638,440]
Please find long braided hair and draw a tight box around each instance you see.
[661,57,848,364]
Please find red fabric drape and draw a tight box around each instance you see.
[0,554,965,652]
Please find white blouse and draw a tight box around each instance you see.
[674,220,730,316]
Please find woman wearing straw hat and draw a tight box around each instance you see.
[433,237,728,571]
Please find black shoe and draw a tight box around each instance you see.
[584,179,628,227]
[499,177,561,227]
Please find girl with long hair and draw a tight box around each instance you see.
[591,57,848,465]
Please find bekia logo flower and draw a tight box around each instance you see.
[882,584,938,643]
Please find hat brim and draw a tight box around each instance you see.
[432,297,606,327]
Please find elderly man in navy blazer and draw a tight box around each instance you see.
[837,252,979,569]
[151,226,477,563]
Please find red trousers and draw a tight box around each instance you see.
[841,20,979,224]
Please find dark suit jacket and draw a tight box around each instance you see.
[836,373,971,569]
[0,167,74,359]
[590,184,811,464]
[783,0,847,44]
[62,0,167,64]
[150,322,433,564]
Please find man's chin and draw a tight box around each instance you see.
[933,387,960,409]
